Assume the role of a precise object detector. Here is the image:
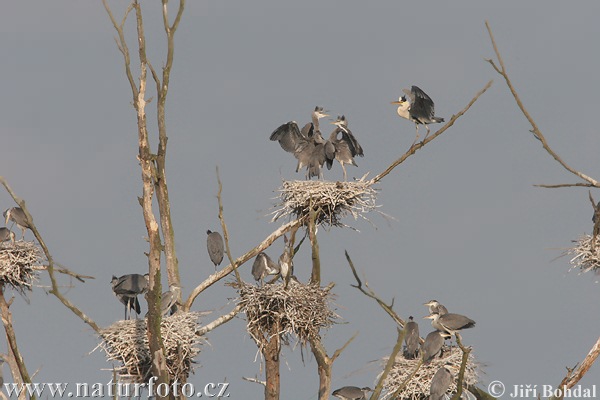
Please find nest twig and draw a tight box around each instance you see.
[566,234,600,274]
[232,280,338,351]
[379,346,479,400]
[96,312,204,383]
[0,241,43,293]
[271,177,379,228]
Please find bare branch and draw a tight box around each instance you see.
[371,328,405,400]
[371,80,493,184]
[534,183,596,189]
[330,331,358,363]
[216,167,242,284]
[452,334,472,400]
[197,304,241,336]
[485,20,599,188]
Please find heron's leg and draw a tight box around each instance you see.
[423,125,431,141]
[342,163,347,181]
[410,124,420,147]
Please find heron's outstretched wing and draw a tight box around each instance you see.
[410,85,436,120]
[270,121,303,153]
[339,127,364,158]
[402,88,415,103]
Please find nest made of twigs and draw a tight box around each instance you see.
[96,312,204,384]
[0,241,42,293]
[566,234,600,274]
[379,345,479,400]
[271,178,379,228]
[233,280,338,350]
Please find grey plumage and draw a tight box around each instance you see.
[391,85,444,141]
[404,316,420,359]
[251,252,280,283]
[422,331,446,363]
[424,299,448,316]
[0,227,15,245]
[279,244,293,289]
[161,284,181,317]
[3,207,32,240]
[206,230,224,270]
[332,386,372,400]
[327,115,364,181]
[424,312,475,336]
[111,273,149,320]
[429,367,453,400]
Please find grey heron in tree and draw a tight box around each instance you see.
[424,312,475,337]
[161,284,181,317]
[270,106,330,179]
[3,207,32,240]
[278,235,293,288]
[327,115,364,181]
[206,230,224,270]
[332,386,372,400]
[111,273,149,320]
[404,316,420,359]
[421,330,447,364]
[0,227,15,245]
[251,252,280,284]
[391,85,444,142]
[429,367,453,400]
[424,299,448,316]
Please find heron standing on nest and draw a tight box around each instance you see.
[206,230,224,270]
[421,330,447,363]
[251,252,280,284]
[270,106,330,179]
[4,207,32,240]
[391,85,444,143]
[430,367,453,400]
[424,312,475,337]
[161,284,181,317]
[111,273,149,320]
[404,316,420,359]
[332,386,372,400]
[327,115,364,181]
[0,227,15,245]
[424,299,449,316]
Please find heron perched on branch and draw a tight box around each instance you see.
[3,207,32,240]
[332,386,372,400]
[391,85,444,142]
[424,312,475,336]
[327,115,364,181]
[206,230,224,270]
[0,227,15,245]
[111,273,149,320]
[270,106,330,179]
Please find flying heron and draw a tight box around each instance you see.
[206,230,224,270]
[161,284,181,317]
[327,115,364,181]
[421,330,447,364]
[424,300,448,316]
[404,316,420,359]
[332,386,372,400]
[424,312,475,336]
[270,106,330,179]
[111,273,149,320]
[251,252,280,284]
[391,85,444,142]
[3,207,32,240]
[0,227,15,245]
[429,367,453,400]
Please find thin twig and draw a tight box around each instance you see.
[216,167,242,284]
[371,328,405,400]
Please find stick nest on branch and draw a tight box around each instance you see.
[0,241,42,293]
[96,312,204,384]
[566,234,600,274]
[271,178,379,228]
[379,346,479,400]
[231,280,338,351]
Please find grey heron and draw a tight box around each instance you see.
[391,86,444,142]
[251,252,280,284]
[278,235,293,288]
[430,367,453,400]
[594,201,600,223]
[421,330,447,364]
[327,116,364,181]
[206,230,224,270]
[424,312,475,336]
[111,273,150,320]
[332,386,372,400]
[270,106,330,179]
[0,227,15,245]
[161,284,181,317]
[404,316,420,359]
[424,300,448,316]
[3,207,32,240]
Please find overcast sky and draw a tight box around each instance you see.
[1,1,599,398]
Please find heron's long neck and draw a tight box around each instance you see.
[312,114,321,133]
[396,105,411,120]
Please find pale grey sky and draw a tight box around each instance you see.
[1,1,599,398]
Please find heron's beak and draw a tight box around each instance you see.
[390,100,402,105]
[423,314,435,320]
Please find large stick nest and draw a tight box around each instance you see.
[232,280,338,350]
[0,241,42,293]
[96,312,204,384]
[566,234,600,274]
[379,345,479,400]
[271,178,379,228]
